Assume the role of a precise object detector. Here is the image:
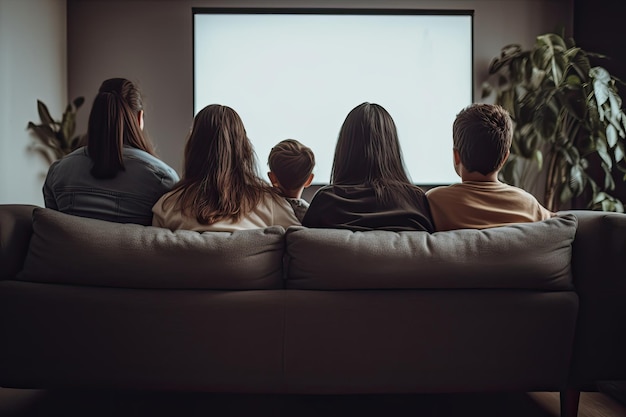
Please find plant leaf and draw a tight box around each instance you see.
[72,96,85,109]
[36,100,55,125]
[607,124,618,147]
[596,137,613,169]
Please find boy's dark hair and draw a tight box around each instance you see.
[453,103,513,175]
[268,139,315,191]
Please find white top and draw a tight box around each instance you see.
[152,190,300,232]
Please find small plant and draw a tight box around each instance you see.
[27,97,85,165]
[482,32,626,212]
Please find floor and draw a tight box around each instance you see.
[1,389,625,417]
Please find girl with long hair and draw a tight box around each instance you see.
[43,78,179,225]
[152,104,300,231]
[302,102,433,232]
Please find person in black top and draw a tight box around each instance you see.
[302,102,434,232]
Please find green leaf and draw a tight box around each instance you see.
[487,31,626,212]
[615,141,625,163]
[26,98,85,164]
[569,164,585,196]
[72,96,85,109]
[36,100,55,126]
[596,138,613,169]
[60,105,76,148]
[606,124,618,147]
[533,149,543,170]
[27,124,55,146]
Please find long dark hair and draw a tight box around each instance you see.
[87,78,156,179]
[166,104,275,224]
[331,102,416,205]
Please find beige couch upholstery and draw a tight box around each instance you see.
[1,204,625,417]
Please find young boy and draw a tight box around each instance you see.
[426,103,553,231]
[268,139,315,222]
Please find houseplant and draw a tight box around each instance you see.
[482,32,626,212]
[26,96,85,165]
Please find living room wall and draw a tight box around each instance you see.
[67,0,574,178]
[0,0,67,205]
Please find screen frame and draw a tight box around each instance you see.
[192,7,475,187]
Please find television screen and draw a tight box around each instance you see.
[193,8,473,185]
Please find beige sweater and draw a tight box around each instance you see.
[426,181,553,232]
[152,190,300,232]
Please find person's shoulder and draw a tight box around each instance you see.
[262,188,292,209]
[425,183,462,196]
[52,147,88,164]
[123,148,179,179]
[499,183,540,199]
[309,184,337,200]
[46,147,89,174]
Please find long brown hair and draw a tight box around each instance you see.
[331,102,417,205]
[87,78,156,179]
[167,104,275,224]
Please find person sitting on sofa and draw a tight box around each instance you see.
[267,139,315,222]
[302,102,434,232]
[426,103,554,231]
[43,77,179,226]
[152,104,300,232]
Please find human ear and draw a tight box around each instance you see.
[496,150,511,170]
[303,173,314,188]
[268,171,279,187]
[453,148,462,177]
[138,110,144,130]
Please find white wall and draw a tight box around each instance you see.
[67,0,574,180]
[0,0,67,205]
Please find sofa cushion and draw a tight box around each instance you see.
[17,208,285,289]
[0,205,37,279]
[285,214,577,290]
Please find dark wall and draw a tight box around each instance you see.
[574,0,626,81]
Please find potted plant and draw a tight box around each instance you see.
[26,97,85,165]
[482,32,626,212]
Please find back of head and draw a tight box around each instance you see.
[332,102,412,203]
[268,139,315,191]
[453,103,513,175]
[174,104,269,224]
[87,78,155,179]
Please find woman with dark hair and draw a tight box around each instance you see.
[152,104,300,231]
[302,102,434,232]
[43,78,179,225]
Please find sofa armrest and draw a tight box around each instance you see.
[0,205,37,280]
[561,210,626,386]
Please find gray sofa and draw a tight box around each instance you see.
[1,204,625,417]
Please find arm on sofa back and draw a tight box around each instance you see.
[0,205,37,280]
[563,210,626,387]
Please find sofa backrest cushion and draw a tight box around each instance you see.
[285,214,577,290]
[0,205,36,279]
[17,208,285,289]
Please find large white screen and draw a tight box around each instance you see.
[194,10,472,184]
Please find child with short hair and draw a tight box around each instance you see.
[267,139,315,222]
[426,103,553,231]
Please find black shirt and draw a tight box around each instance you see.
[302,184,434,232]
